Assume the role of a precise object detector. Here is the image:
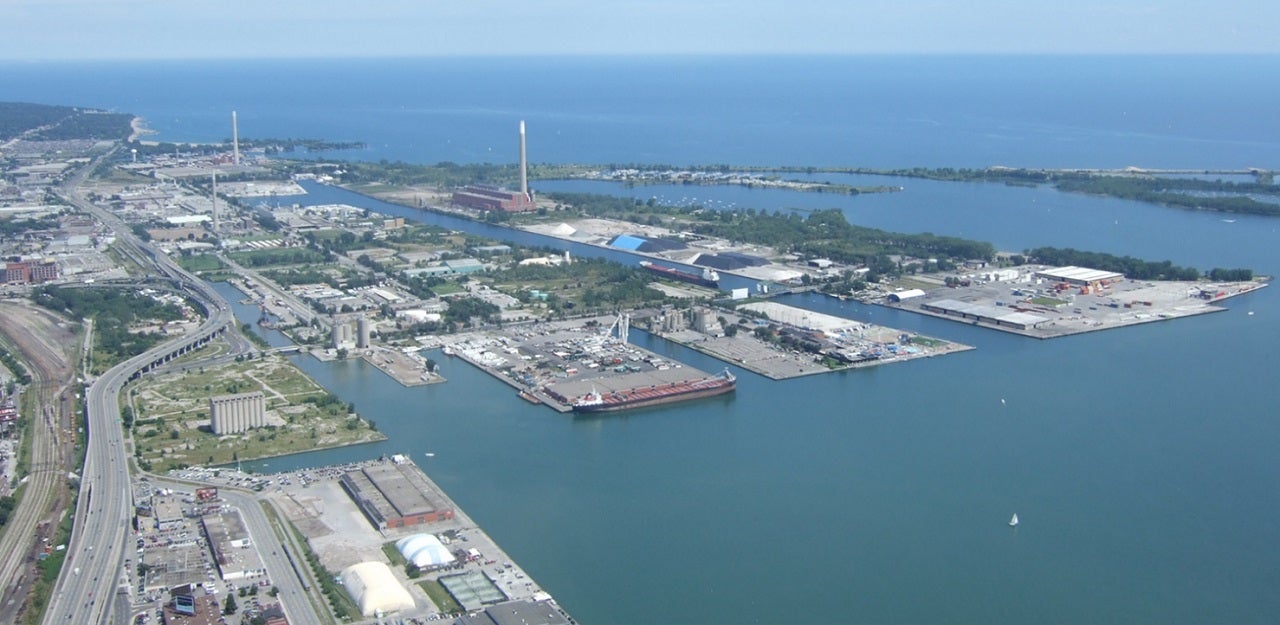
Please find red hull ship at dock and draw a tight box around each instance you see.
[571,369,736,413]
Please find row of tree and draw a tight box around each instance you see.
[543,192,997,266]
[32,286,187,369]
[227,247,327,268]
[0,102,129,141]
[1026,247,1253,281]
[0,346,32,385]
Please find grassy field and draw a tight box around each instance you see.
[429,282,467,296]
[908,335,947,348]
[382,541,407,567]
[419,580,463,615]
[1030,296,1067,307]
[128,353,384,470]
[175,254,228,273]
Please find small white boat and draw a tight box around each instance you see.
[1009,513,1019,527]
[424,452,435,457]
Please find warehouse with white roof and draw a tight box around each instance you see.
[920,299,1049,330]
[396,533,456,570]
[340,561,416,616]
[1035,266,1124,288]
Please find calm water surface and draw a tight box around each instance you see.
[10,55,1275,623]
[234,181,1279,624]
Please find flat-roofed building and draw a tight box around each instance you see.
[444,258,485,275]
[4,259,59,284]
[201,509,265,581]
[1035,266,1124,288]
[453,600,572,625]
[154,497,185,531]
[161,592,223,625]
[340,461,455,530]
[451,185,535,213]
[921,298,1049,331]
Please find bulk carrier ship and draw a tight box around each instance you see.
[638,260,720,288]
[571,369,737,413]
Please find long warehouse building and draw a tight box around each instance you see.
[340,461,455,530]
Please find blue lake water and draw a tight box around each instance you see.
[7,55,1280,624]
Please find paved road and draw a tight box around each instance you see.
[40,151,321,625]
[144,477,326,625]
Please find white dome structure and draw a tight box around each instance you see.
[396,533,456,569]
[340,561,415,617]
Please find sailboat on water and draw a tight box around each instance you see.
[1009,513,1019,527]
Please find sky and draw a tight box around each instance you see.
[3,0,1278,60]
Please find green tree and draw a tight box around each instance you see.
[223,593,238,615]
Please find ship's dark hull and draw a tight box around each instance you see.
[572,378,736,413]
[641,263,719,288]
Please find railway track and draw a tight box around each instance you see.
[0,305,76,623]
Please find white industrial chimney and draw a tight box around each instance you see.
[231,111,240,165]
[519,120,529,201]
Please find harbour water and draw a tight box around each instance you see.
[6,56,1280,623]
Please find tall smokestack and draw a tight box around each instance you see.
[211,172,219,233]
[519,120,529,201]
[232,110,240,166]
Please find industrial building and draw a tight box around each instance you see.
[357,315,371,349]
[453,600,572,625]
[201,509,266,581]
[330,314,373,350]
[1035,266,1124,288]
[401,258,487,279]
[209,391,266,434]
[690,307,724,336]
[331,319,355,350]
[4,259,59,284]
[888,289,926,302]
[153,496,185,531]
[452,185,535,212]
[607,234,687,254]
[340,461,455,530]
[160,592,223,625]
[468,244,512,255]
[450,120,537,213]
[340,561,416,617]
[920,298,1049,330]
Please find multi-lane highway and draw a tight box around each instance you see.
[42,154,323,625]
[42,263,233,622]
